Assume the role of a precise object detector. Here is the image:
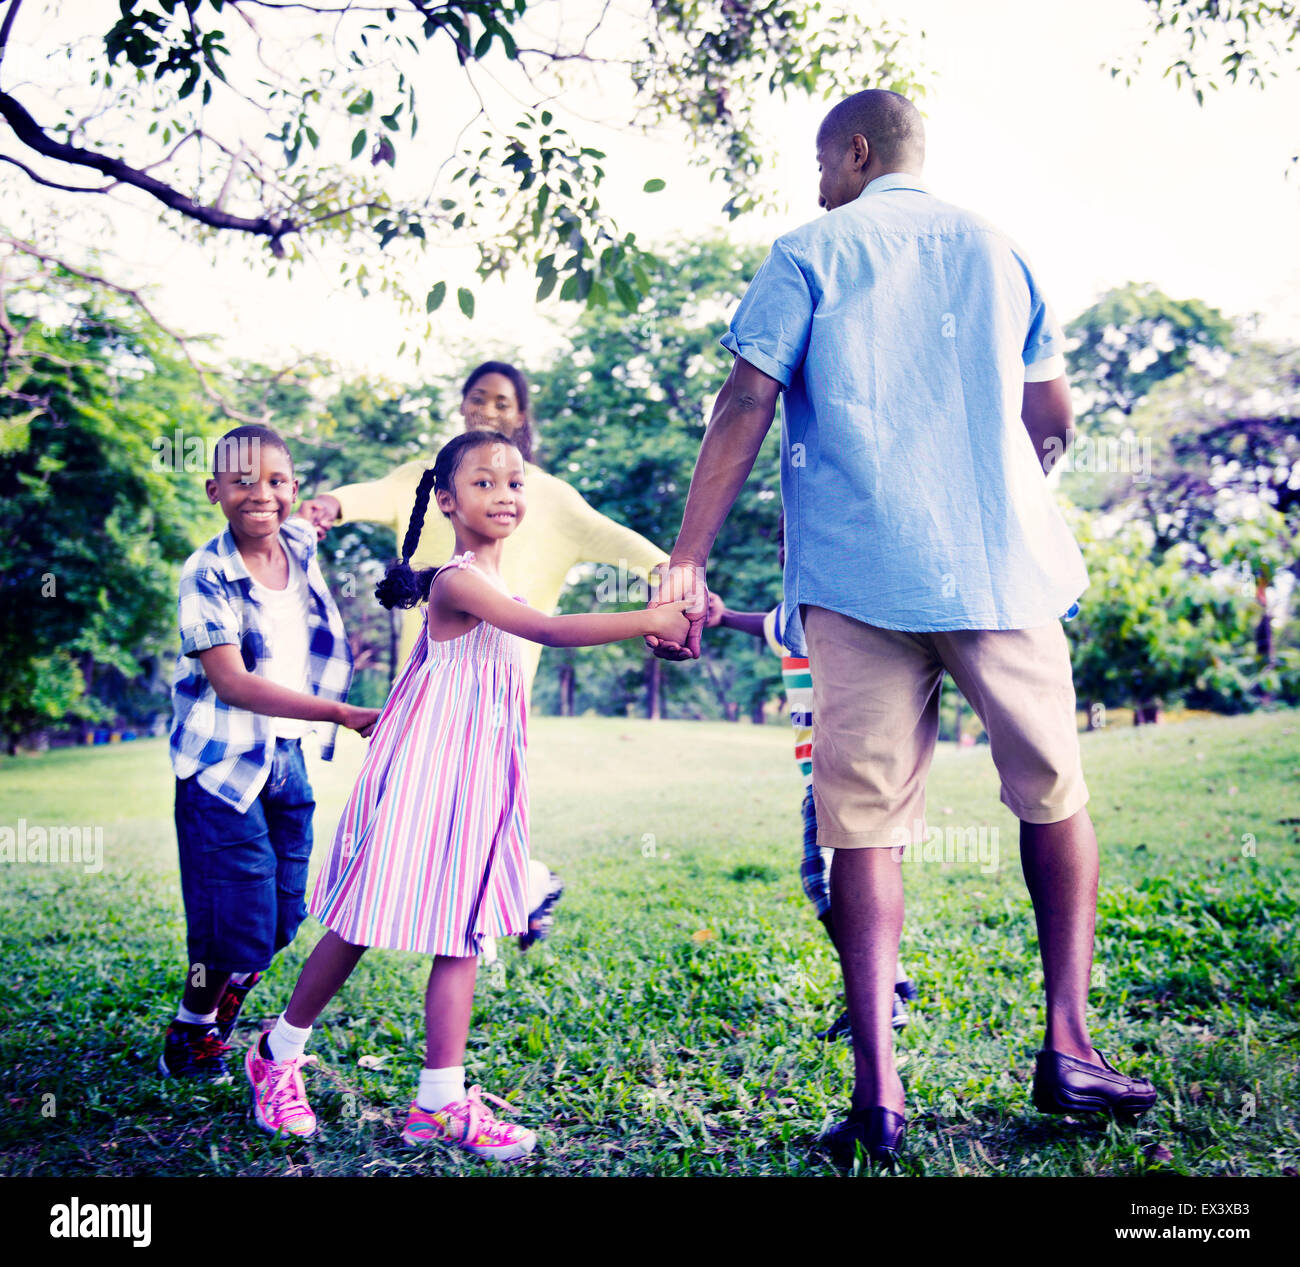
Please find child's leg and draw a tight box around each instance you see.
[282,929,368,1029]
[181,971,231,1018]
[402,953,534,1159]
[412,954,478,1114]
[800,785,835,947]
[424,954,478,1069]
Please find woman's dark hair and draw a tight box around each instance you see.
[375,430,521,610]
[461,360,536,464]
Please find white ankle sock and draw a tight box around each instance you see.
[176,1005,218,1026]
[417,1066,466,1112]
[266,1014,313,1063]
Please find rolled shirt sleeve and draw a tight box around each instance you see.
[720,239,816,388]
[178,564,241,656]
[1018,254,1066,375]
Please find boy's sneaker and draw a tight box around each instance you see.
[214,972,262,1044]
[401,1086,536,1160]
[158,1020,232,1082]
[519,867,564,951]
[816,990,911,1041]
[245,1035,318,1138]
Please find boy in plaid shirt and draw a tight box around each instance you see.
[161,426,380,1080]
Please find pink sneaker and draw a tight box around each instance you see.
[245,1036,318,1139]
[401,1086,537,1160]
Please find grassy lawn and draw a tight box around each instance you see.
[1,711,1297,1177]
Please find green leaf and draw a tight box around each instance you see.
[348,89,374,114]
[474,30,493,58]
[536,272,558,302]
[426,282,446,312]
[615,278,639,312]
[457,287,475,318]
[350,129,366,159]
[643,178,666,193]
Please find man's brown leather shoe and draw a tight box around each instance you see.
[1032,1049,1157,1118]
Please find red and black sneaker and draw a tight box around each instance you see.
[215,972,262,1044]
[158,1020,232,1082]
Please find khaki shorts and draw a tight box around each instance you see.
[802,605,1089,849]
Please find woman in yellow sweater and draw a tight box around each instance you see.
[297,361,669,702]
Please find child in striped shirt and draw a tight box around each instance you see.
[705,581,916,1038]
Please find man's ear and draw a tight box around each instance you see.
[852,132,871,170]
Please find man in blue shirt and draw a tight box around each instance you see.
[648,89,1155,1166]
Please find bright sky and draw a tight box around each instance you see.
[4,0,1299,382]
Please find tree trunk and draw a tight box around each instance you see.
[1256,577,1273,664]
[645,654,661,720]
[750,695,765,725]
[557,663,575,717]
[76,651,95,743]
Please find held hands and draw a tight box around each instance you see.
[645,562,708,661]
[296,494,341,542]
[339,703,382,738]
[647,599,694,647]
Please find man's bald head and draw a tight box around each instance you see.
[817,90,925,173]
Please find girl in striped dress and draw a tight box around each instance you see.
[243,429,691,1160]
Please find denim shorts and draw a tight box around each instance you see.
[175,738,315,976]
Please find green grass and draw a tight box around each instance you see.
[1,711,1298,1177]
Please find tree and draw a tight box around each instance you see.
[1065,283,1233,432]
[1114,1,1300,105]
[528,235,784,720]
[1065,516,1258,723]
[0,270,222,749]
[0,0,925,381]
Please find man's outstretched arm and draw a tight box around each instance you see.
[649,355,782,660]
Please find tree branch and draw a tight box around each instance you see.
[0,153,115,193]
[0,89,297,252]
[0,234,269,425]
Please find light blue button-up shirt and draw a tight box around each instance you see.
[721,172,1088,645]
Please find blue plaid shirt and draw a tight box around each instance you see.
[169,516,353,812]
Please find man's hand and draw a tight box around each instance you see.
[296,493,342,541]
[645,562,708,660]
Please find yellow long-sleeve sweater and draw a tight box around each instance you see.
[332,460,669,700]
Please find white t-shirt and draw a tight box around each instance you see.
[250,545,313,739]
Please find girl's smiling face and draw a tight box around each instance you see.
[436,439,527,540]
[206,439,298,543]
[460,371,524,439]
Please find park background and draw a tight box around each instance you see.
[0,0,1297,1178]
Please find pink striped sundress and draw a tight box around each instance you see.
[309,552,529,957]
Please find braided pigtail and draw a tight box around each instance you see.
[375,467,438,609]
[375,429,521,610]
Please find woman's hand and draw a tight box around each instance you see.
[296,493,342,541]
